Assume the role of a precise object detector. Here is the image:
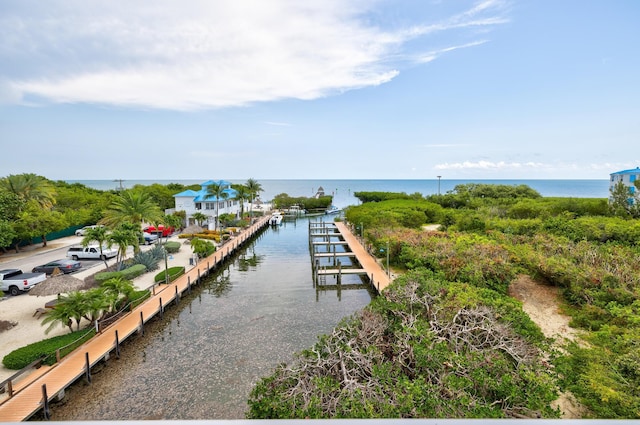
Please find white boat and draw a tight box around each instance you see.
[269,212,283,225]
[283,205,305,218]
[325,205,341,214]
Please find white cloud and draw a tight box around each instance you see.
[0,0,508,110]
[435,160,546,170]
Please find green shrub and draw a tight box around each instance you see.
[95,271,123,284]
[248,271,558,419]
[97,264,147,283]
[121,264,147,280]
[129,289,150,309]
[2,329,96,369]
[164,241,181,253]
[179,232,220,242]
[191,237,216,258]
[154,266,185,283]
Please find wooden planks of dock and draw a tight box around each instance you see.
[309,221,391,293]
[0,215,271,422]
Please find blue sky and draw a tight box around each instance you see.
[1,0,638,181]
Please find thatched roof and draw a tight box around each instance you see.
[183,224,204,234]
[29,274,88,296]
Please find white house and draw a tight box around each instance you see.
[173,180,245,228]
[609,167,640,204]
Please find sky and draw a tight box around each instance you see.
[1,0,639,181]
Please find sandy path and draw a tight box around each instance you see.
[508,275,577,342]
[508,274,585,418]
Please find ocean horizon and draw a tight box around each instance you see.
[67,178,610,209]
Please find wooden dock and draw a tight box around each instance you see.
[0,216,270,422]
[309,221,391,293]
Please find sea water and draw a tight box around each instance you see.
[69,179,610,208]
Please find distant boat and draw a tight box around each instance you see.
[283,205,305,218]
[269,212,283,225]
[325,205,341,215]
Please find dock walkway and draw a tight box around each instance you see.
[0,216,270,422]
[309,221,391,293]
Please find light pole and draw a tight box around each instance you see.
[164,248,169,285]
[386,240,390,279]
[437,176,442,196]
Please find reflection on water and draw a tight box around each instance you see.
[50,218,373,420]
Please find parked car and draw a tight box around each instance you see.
[67,245,118,260]
[75,225,104,236]
[142,232,159,245]
[0,269,47,296]
[32,259,82,275]
[143,225,174,237]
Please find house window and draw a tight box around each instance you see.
[195,203,202,209]
[631,174,637,182]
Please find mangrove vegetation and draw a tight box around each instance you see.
[248,183,640,419]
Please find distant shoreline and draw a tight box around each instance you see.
[65,178,611,202]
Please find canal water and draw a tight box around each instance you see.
[48,217,374,420]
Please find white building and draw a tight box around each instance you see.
[173,180,245,228]
[609,167,640,204]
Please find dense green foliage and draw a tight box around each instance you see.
[2,329,96,369]
[0,174,207,252]
[272,193,333,212]
[250,184,640,419]
[354,191,421,203]
[248,271,558,418]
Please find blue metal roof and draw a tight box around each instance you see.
[611,167,640,176]
[173,180,237,202]
[193,188,237,202]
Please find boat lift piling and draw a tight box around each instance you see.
[308,220,391,293]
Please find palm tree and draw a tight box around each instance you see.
[245,178,263,219]
[100,190,163,228]
[232,184,250,219]
[41,300,75,334]
[0,173,56,209]
[191,212,208,227]
[108,224,140,270]
[205,182,229,231]
[164,213,183,232]
[81,288,112,326]
[82,226,112,268]
[101,276,136,311]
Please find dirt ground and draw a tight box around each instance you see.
[508,275,578,342]
[508,274,586,418]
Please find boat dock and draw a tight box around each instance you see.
[0,216,270,422]
[309,221,391,293]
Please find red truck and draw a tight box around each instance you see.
[143,225,174,237]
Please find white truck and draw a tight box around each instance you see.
[0,269,47,296]
[66,245,118,260]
